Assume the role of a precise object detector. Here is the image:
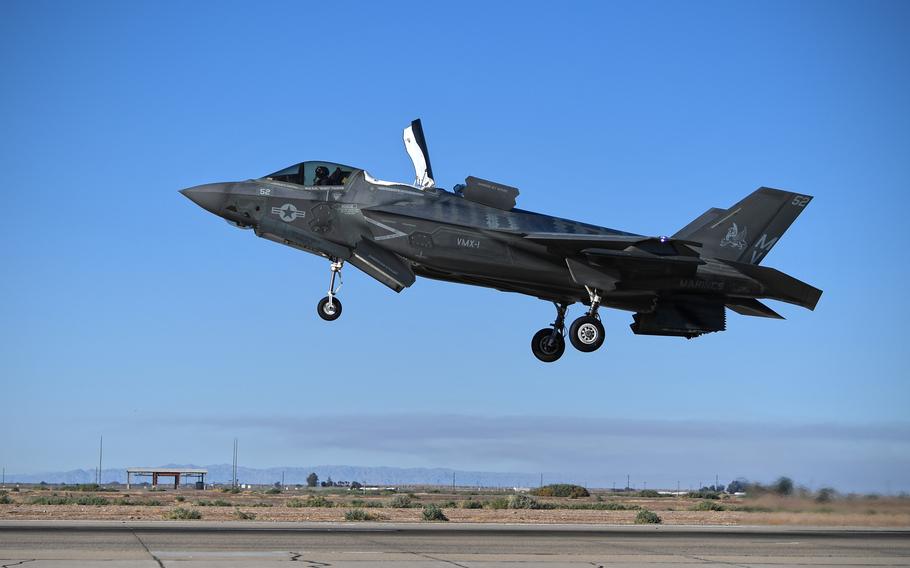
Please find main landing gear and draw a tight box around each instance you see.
[531,288,606,362]
[531,303,568,363]
[568,286,605,353]
[316,259,344,321]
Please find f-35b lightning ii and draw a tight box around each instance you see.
[181,120,821,362]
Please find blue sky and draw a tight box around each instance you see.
[1,1,908,492]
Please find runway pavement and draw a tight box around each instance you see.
[0,521,908,567]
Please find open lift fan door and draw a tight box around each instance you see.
[403,119,434,188]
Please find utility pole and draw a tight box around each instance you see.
[677,480,680,495]
[97,435,103,485]
[232,438,238,488]
[540,473,543,488]
[281,471,285,487]
[627,474,630,491]
[452,472,455,491]
[715,473,719,491]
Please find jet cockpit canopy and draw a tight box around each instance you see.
[263,161,360,187]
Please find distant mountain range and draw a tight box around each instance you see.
[4,464,553,488]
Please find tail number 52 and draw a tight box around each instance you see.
[792,195,810,207]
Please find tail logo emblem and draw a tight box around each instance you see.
[720,223,748,250]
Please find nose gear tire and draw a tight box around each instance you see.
[317,296,343,321]
[569,315,604,352]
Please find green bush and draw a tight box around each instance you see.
[166,507,202,520]
[566,502,640,511]
[195,499,232,507]
[389,495,414,508]
[72,484,116,492]
[634,509,662,524]
[29,495,109,506]
[287,495,333,508]
[0,494,11,504]
[76,495,109,506]
[531,484,590,498]
[772,476,794,496]
[350,499,383,508]
[686,490,720,499]
[487,497,509,509]
[344,508,376,521]
[637,490,661,498]
[265,488,281,494]
[815,488,836,503]
[175,496,185,502]
[691,500,725,511]
[422,504,449,521]
[461,499,483,509]
[30,495,69,505]
[114,498,161,506]
[309,496,334,507]
[508,494,537,509]
[234,508,256,520]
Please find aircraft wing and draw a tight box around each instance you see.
[523,232,702,252]
[522,233,706,291]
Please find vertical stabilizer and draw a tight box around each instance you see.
[675,187,813,265]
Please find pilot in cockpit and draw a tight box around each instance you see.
[314,166,331,186]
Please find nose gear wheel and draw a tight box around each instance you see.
[317,259,344,321]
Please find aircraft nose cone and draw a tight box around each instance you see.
[180,183,229,215]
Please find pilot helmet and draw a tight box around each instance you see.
[315,166,329,177]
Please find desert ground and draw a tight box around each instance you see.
[2,484,908,526]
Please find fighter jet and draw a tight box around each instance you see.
[181,120,821,362]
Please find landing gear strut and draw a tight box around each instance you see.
[568,286,605,352]
[317,259,344,321]
[531,302,568,363]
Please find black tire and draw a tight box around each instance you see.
[569,315,605,352]
[317,296,342,321]
[531,328,565,363]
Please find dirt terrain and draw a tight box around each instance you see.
[2,486,908,526]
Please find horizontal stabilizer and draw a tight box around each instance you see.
[723,259,822,310]
[726,298,784,319]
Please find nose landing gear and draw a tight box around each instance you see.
[568,286,605,352]
[531,302,568,363]
[317,259,344,321]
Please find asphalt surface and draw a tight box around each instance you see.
[1,521,908,567]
